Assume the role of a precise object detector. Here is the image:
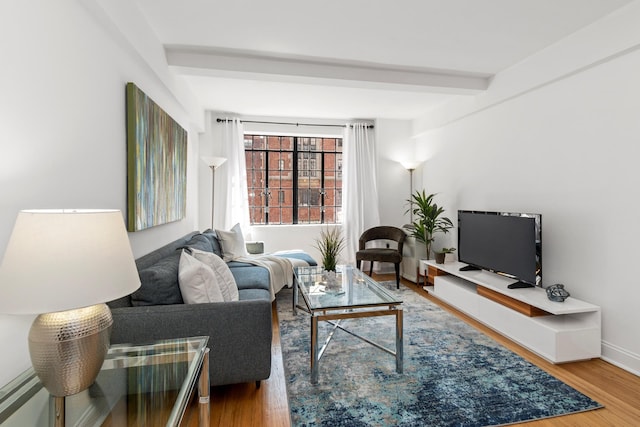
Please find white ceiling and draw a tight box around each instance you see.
[135,0,632,120]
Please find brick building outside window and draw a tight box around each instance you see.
[244,134,342,225]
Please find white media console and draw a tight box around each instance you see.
[420,260,601,363]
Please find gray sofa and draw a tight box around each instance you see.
[107,230,315,387]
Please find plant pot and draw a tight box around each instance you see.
[434,252,445,264]
[323,270,337,281]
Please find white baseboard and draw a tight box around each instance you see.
[375,266,395,274]
[601,340,640,377]
[401,272,417,282]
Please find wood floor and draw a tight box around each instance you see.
[185,274,640,426]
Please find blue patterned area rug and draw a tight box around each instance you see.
[276,282,602,426]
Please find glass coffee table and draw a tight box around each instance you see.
[0,336,209,426]
[293,265,403,384]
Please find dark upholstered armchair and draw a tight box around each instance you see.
[356,226,406,288]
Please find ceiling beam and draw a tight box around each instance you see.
[165,45,491,94]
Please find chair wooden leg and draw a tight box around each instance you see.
[369,262,373,276]
[395,263,401,289]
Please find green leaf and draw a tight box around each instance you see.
[313,227,345,271]
[403,190,453,256]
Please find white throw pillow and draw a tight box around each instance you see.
[190,248,239,302]
[178,251,224,304]
[215,223,248,261]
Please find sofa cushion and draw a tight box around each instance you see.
[182,233,213,253]
[216,223,248,261]
[131,252,183,306]
[274,250,318,266]
[229,264,270,291]
[202,229,223,258]
[135,232,199,271]
[238,288,271,301]
[226,261,259,268]
[190,248,239,302]
[178,251,224,303]
[107,294,132,309]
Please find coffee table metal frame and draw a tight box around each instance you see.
[293,265,403,384]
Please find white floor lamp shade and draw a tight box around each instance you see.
[0,210,141,398]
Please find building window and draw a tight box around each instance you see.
[244,135,342,225]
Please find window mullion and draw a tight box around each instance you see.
[320,152,325,224]
[264,150,269,224]
[292,137,299,224]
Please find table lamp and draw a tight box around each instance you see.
[0,210,141,404]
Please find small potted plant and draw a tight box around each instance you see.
[434,247,456,264]
[314,227,345,272]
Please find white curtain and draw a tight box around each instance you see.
[342,123,380,265]
[217,118,251,233]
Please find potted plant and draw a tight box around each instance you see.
[314,227,345,272]
[404,190,454,259]
[434,247,456,264]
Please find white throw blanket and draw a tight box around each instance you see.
[232,253,309,301]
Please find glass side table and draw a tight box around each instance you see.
[0,336,209,427]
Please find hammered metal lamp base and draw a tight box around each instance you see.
[28,303,113,397]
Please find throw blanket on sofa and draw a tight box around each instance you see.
[233,253,309,301]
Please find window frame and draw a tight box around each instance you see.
[244,134,342,225]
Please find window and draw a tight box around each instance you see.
[244,135,342,225]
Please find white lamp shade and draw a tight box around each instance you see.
[0,209,141,314]
[202,156,227,168]
[401,161,422,170]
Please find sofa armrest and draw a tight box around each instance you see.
[110,299,273,386]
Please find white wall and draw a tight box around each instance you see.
[374,119,416,229]
[0,0,203,387]
[251,224,340,265]
[413,2,640,375]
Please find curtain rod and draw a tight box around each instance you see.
[216,118,373,129]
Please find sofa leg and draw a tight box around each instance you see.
[256,380,261,389]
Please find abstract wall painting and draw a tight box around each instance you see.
[126,82,187,231]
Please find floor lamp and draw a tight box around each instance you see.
[400,161,422,282]
[401,161,421,224]
[202,156,227,229]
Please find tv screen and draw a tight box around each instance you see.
[457,210,542,288]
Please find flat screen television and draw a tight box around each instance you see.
[457,210,542,288]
